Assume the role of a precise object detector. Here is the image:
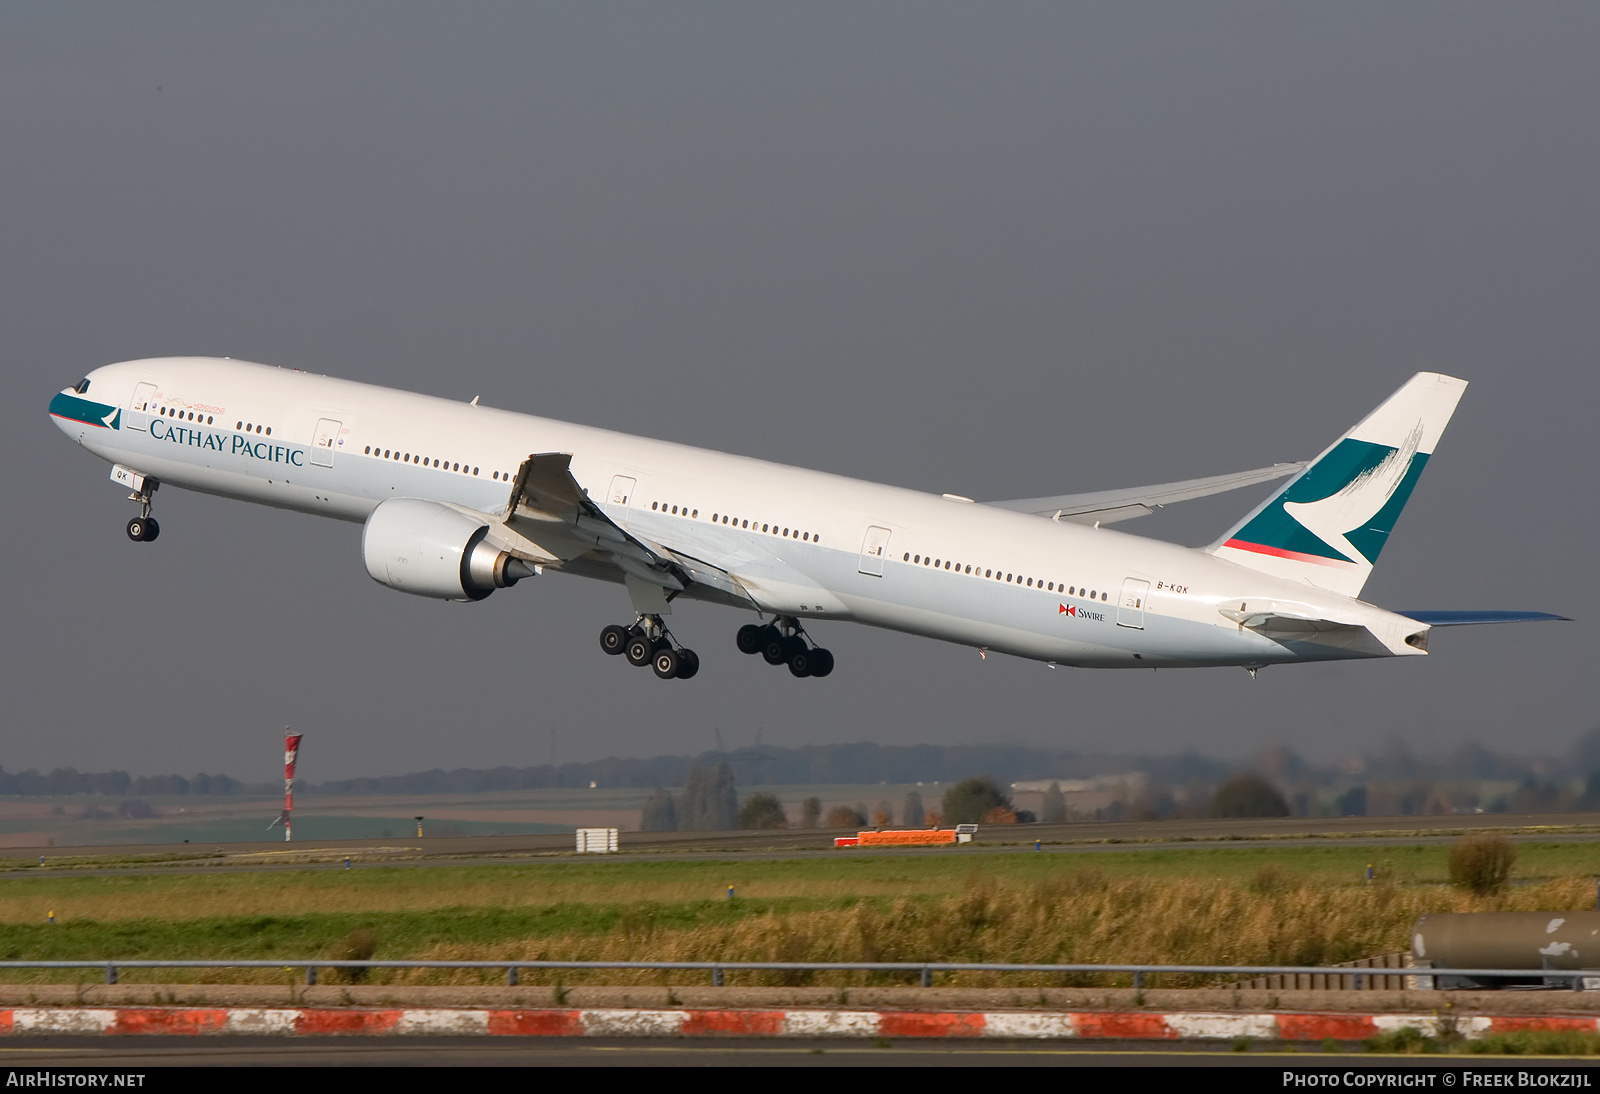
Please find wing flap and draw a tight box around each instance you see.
[502,452,685,591]
[988,463,1306,524]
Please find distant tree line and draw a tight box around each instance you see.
[303,742,1238,796]
[0,768,256,797]
[18,728,1600,823]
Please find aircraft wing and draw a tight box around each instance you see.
[986,463,1307,525]
[492,452,758,606]
[499,452,689,592]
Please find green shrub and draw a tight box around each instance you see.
[1448,833,1515,895]
[1467,1030,1600,1055]
[1365,1026,1439,1054]
[330,927,378,984]
[737,793,788,830]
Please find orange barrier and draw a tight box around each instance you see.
[854,829,957,846]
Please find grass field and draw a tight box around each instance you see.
[2,842,1597,985]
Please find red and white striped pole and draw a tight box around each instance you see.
[283,731,303,842]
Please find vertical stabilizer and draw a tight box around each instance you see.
[1208,373,1466,598]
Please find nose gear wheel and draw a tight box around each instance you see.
[124,478,160,543]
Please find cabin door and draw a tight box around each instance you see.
[126,383,157,432]
[1117,578,1151,629]
[607,475,638,528]
[858,526,892,576]
[310,418,342,467]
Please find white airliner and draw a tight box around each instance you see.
[49,359,1564,680]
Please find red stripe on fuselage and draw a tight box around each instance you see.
[1221,539,1353,567]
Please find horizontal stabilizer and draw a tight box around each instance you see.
[1398,610,1572,627]
[987,463,1306,525]
[1217,603,1397,656]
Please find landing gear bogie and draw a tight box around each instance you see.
[741,616,834,680]
[603,615,699,681]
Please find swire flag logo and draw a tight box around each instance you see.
[1058,604,1076,616]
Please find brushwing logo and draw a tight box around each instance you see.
[1224,422,1429,569]
[1282,422,1423,566]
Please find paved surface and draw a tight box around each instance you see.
[2,1037,1592,1067]
[7,812,1598,877]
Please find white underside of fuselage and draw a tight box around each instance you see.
[54,357,1427,670]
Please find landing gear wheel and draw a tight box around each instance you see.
[143,519,159,542]
[625,636,655,667]
[652,646,681,680]
[126,517,150,542]
[761,636,789,665]
[787,648,813,678]
[599,624,631,656]
[674,649,700,679]
[809,648,834,678]
[736,624,765,655]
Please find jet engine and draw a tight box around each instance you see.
[362,498,535,601]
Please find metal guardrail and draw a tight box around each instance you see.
[0,960,1592,990]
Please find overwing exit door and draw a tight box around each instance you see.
[607,475,638,528]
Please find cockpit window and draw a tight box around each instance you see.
[73,379,90,394]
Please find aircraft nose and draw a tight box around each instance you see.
[48,379,121,436]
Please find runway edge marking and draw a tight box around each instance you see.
[0,1008,1593,1039]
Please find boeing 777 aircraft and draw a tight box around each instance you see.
[48,360,1564,680]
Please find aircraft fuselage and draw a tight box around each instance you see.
[51,357,1433,672]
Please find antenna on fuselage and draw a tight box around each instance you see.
[470,396,480,406]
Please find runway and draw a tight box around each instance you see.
[5,811,1598,878]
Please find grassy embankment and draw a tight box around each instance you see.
[1,843,1596,985]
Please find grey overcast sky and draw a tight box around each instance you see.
[4,3,1596,781]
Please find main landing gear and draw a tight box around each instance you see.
[599,617,699,681]
[125,481,160,543]
[736,617,834,678]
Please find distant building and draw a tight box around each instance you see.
[1010,773,1147,819]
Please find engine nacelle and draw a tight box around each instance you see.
[362,498,533,601]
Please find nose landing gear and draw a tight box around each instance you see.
[124,479,160,542]
[599,617,699,680]
[736,618,833,678]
